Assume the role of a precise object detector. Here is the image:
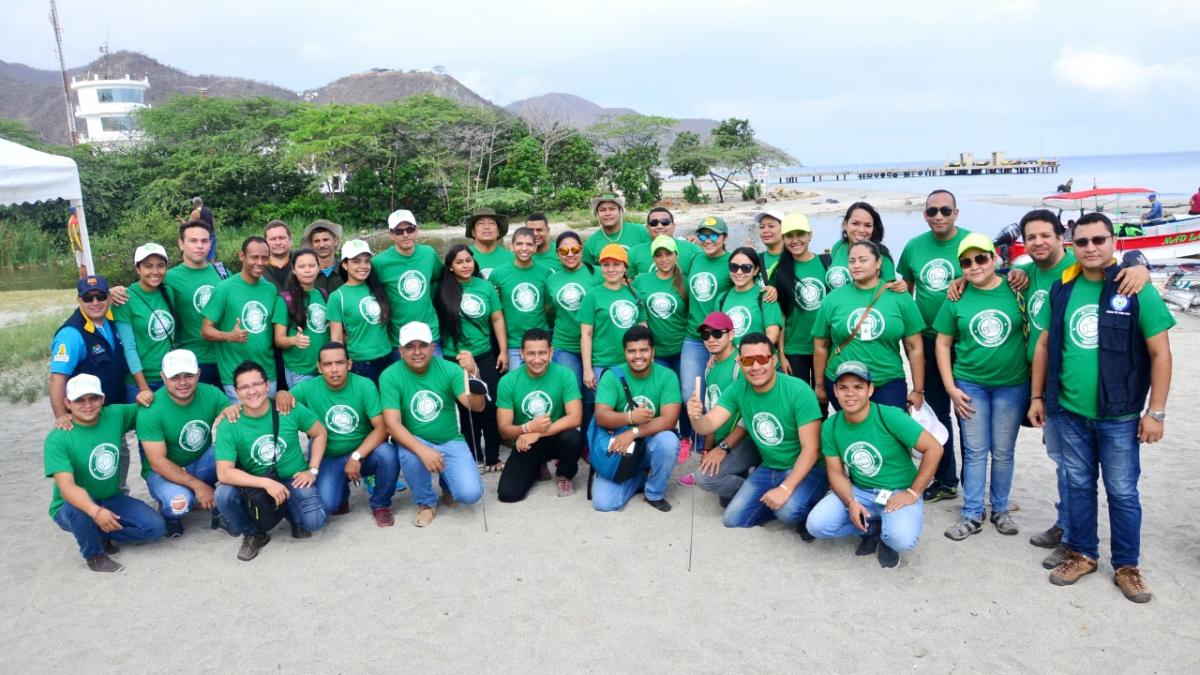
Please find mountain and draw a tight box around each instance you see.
[309,68,494,108]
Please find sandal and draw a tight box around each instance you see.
[485,462,505,473]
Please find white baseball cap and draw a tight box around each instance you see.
[753,210,786,225]
[134,242,169,265]
[387,209,418,230]
[398,321,433,346]
[341,239,373,261]
[65,374,104,401]
[161,349,199,378]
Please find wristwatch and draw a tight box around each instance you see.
[1147,410,1166,422]
[308,466,319,475]
[630,426,640,437]
[718,440,730,451]
[350,451,363,462]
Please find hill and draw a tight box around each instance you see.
[309,68,494,108]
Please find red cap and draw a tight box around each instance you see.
[700,311,734,332]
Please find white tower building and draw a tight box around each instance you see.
[70,73,150,145]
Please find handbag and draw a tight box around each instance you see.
[241,406,286,531]
[834,283,887,355]
[587,368,648,483]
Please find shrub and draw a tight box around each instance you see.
[682,183,708,204]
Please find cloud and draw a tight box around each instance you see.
[1053,45,1196,92]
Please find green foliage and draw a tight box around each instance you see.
[495,136,550,194]
[587,114,677,153]
[472,188,534,215]
[602,146,662,209]
[741,183,761,201]
[712,118,756,149]
[682,182,708,204]
[668,131,710,178]
[89,208,183,286]
[0,118,47,148]
[0,216,66,266]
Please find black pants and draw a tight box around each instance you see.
[456,350,502,465]
[922,334,958,490]
[199,362,222,388]
[351,351,398,386]
[786,353,827,419]
[497,429,582,503]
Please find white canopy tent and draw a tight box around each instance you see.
[0,138,94,273]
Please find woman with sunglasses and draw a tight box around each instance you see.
[932,234,1029,541]
[720,247,783,353]
[436,244,508,470]
[272,248,329,388]
[580,244,646,391]
[770,214,828,386]
[327,240,395,384]
[824,202,901,290]
[114,243,177,406]
[680,217,733,454]
[547,231,599,437]
[812,240,925,412]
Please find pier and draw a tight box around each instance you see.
[774,152,1059,184]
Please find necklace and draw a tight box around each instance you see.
[601,224,623,243]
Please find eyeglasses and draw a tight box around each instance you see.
[81,292,109,303]
[729,263,755,274]
[392,225,417,236]
[557,245,582,256]
[699,328,728,341]
[1073,235,1111,248]
[739,354,773,367]
[235,380,267,393]
[648,218,673,227]
[958,253,992,269]
[925,206,954,218]
[696,232,722,243]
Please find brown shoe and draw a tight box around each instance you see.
[1113,566,1152,603]
[372,507,395,527]
[86,553,123,573]
[237,532,271,562]
[441,491,456,506]
[414,505,437,527]
[556,476,574,497]
[1049,551,1098,586]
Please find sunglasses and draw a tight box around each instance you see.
[925,206,954,218]
[739,354,773,367]
[696,232,722,243]
[392,225,417,235]
[958,253,992,269]
[1073,235,1111,248]
[81,292,109,303]
[729,263,755,274]
[557,245,582,256]
[648,218,673,226]
[699,328,728,341]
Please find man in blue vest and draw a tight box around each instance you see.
[50,275,129,427]
[1028,212,1174,603]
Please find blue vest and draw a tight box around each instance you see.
[1045,265,1150,418]
[59,309,128,405]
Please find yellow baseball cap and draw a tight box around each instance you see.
[780,213,812,235]
[957,233,995,258]
[651,235,678,254]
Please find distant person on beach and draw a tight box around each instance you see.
[1141,192,1164,224]
[164,220,226,386]
[302,219,344,296]
[262,220,293,290]
[1028,212,1174,603]
[525,213,561,270]
[201,237,280,401]
[1190,187,1200,215]
[581,193,650,266]
[466,208,514,279]
[373,209,444,355]
[50,275,130,428]
[45,374,165,572]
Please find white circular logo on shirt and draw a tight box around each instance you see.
[826,266,850,289]
[192,285,213,312]
[88,443,120,480]
[480,267,494,280]
[521,391,553,419]
[728,306,753,338]
[240,301,269,334]
[178,420,210,454]
[410,390,444,423]
[512,282,541,312]
[307,304,328,333]
[251,434,285,465]
[148,310,175,342]
[647,292,678,320]
[461,293,487,319]
[690,272,717,302]
[919,259,954,291]
[630,395,657,414]
[705,384,721,408]
[359,296,382,325]
[969,309,1012,348]
[844,441,883,477]
[846,308,886,341]
[325,405,360,435]
[1028,290,1048,332]
[556,282,585,311]
[609,300,638,329]
[398,271,427,301]
[1069,305,1099,350]
[796,278,825,311]
[752,413,784,447]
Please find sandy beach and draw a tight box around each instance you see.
[2,312,1198,672]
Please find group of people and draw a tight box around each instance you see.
[44,190,1175,604]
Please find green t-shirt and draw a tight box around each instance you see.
[496,363,582,426]
[1020,251,1075,363]
[760,249,783,279]
[164,263,223,364]
[489,261,553,349]
[444,276,500,356]
[470,244,515,280]
[135,384,228,478]
[44,404,138,517]
[825,239,898,290]
[780,256,830,356]
[628,237,703,277]
[379,357,467,444]
[546,265,599,353]
[720,286,783,345]
[373,244,443,342]
[202,274,279,384]
[582,223,652,266]
[897,228,973,335]
[215,402,318,478]
[686,252,733,334]
[327,282,393,362]
[578,284,646,367]
[290,374,381,458]
[932,278,1028,386]
[532,249,563,271]
[272,289,330,376]
[595,363,682,416]
[1036,275,1176,419]
[113,283,176,384]
[717,373,823,470]
[811,281,925,384]
[704,352,741,441]
[633,271,689,357]
[822,403,925,490]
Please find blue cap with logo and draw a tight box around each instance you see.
[833,360,872,383]
[76,274,110,297]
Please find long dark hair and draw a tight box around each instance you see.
[282,248,321,328]
[772,239,810,318]
[728,246,762,288]
[651,243,688,304]
[556,231,594,275]
[849,240,884,282]
[338,251,392,327]
[436,244,483,346]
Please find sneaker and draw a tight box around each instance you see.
[396,479,408,493]
[556,476,574,497]
[164,518,184,538]
[676,472,696,487]
[944,517,983,541]
[796,521,815,542]
[855,520,881,556]
[718,496,732,508]
[1049,551,1098,586]
[441,491,456,506]
[86,553,123,573]
[923,485,958,502]
[1113,566,1153,603]
[237,533,270,562]
[102,539,120,555]
[990,511,1019,536]
[1042,543,1071,570]
[878,542,900,568]
[677,438,692,464]
[1030,525,1063,549]
[538,463,552,482]
[644,497,672,512]
[372,507,395,527]
[414,505,437,527]
[290,523,312,539]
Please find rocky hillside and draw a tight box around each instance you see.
[309,68,493,107]
[506,92,739,148]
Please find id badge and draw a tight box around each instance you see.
[874,489,892,506]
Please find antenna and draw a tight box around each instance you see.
[49,0,78,145]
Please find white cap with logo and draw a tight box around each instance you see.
[161,349,200,378]
[134,242,169,265]
[65,373,104,401]
[398,321,433,346]
[341,239,373,261]
[387,209,418,230]
[753,209,786,225]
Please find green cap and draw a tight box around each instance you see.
[696,216,728,235]
[957,232,995,258]
[834,360,872,383]
[651,235,678,254]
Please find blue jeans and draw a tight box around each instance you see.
[1052,410,1142,567]
[53,495,165,559]
[680,337,708,449]
[507,348,523,371]
[125,381,162,403]
[955,379,1029,520]
[223,381,277,404]
[350,351,398,385]
[723,464,830,528]
[145,446,218,520]
[316,443,401,511]
[284,369,317,389]
[1043,416,1070,538]
[214,479,328,535]
[552,350,593,439]
[807,485,925,552]
[396,437,482,508]
[592,430,679,512]
[199,362,221,387]
[825,377,907,411]
[924,335,958,490]
[695,438,760,499]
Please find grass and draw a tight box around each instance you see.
[0,291,76,403]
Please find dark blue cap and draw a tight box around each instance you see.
[76,275,110,297]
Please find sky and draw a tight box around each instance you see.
[5,0,1199,165]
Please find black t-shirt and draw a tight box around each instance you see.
[197,206,214,227]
